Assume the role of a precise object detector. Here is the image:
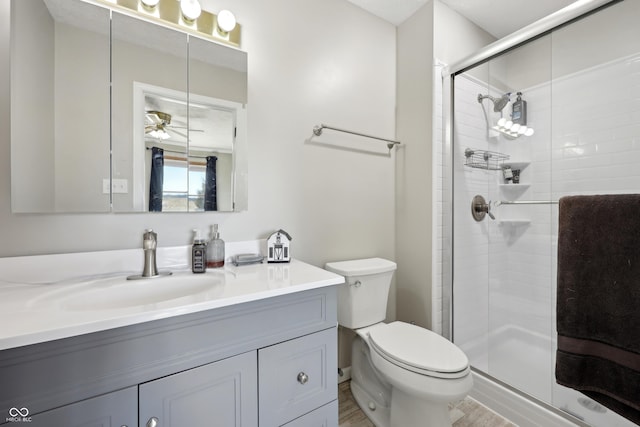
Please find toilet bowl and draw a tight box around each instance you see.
[325,258,473,427]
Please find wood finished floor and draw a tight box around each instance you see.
[338,381,517,427]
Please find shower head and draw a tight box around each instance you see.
[477,93,511,112]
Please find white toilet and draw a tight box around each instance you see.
[325,258,473,427]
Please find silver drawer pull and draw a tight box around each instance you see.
[297,372,309,384]
[147,417,159,427]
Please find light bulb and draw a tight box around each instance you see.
[518,126,527,135]
[525,128,535,136]
[504,120,513,130]
[511,123,521,133]
[216,10,237,34]
[181,0,201,22]
[497,118,506,128]
[141,0,160,8]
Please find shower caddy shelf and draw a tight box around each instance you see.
[499,183,530,190]
[464,148,509,170]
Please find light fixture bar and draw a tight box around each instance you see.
[90,0,241,47]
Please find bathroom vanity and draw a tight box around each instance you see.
[0,251,343,426]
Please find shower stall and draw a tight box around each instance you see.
[442,1,640,426]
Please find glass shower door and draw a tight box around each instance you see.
[452,33,555,404]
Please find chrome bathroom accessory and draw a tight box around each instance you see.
[127,229,172,280]
[477,93,510,112]
[464,148,509,171]
[495,200,559,206]
[472,195,495,222]
[312,123,401,152]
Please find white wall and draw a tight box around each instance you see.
[396,0,494,332]
[1,0,396,271]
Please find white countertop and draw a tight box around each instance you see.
[0,252,344,351]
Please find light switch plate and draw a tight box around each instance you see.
[103,179,129,194]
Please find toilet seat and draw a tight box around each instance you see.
[368,322,470,379]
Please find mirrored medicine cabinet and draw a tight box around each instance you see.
[10,0,248,213]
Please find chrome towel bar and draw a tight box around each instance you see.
[312,123,401,151]
[496,200,558,206]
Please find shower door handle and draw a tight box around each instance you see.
[472,195,495,221]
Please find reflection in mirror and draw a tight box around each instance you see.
[133,86,242,212]
[111,11,188,212]
[112,13,247,212]
[11,0,111,212]
[11,0,248,213]
[189,35,248,212]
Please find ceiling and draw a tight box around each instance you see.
[347,0,579,38]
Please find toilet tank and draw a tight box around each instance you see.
[325,258,397,329]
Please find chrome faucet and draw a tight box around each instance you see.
[127,229,172,280]
[142,229,159,277]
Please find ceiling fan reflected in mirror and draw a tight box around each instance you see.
[144,110,203,140]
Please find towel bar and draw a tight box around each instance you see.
[496,200,558,206]
[312,124,401,151]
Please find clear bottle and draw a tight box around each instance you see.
[207,224,225,268]
[191,229,207,273]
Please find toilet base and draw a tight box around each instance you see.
[350,380,390,427]
[390,387,453,427]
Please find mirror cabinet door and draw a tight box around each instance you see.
[11,0,111,213]
[111,12,188,213]
[187,36,248,212]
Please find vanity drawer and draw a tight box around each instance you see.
[282,400,338,427]
[258,327,337,427]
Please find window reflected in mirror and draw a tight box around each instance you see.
[138,88,242,212]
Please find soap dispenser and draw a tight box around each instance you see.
[192,229,207,273]
[207,224,225,268]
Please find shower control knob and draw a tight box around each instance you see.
[297,372,309,385]
[472,195,495,222]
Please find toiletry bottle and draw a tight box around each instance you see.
[207,224,225,268]
[192,229,207,273]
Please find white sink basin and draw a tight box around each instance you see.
[28,272,224,311]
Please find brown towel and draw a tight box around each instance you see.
[556,194,640,424]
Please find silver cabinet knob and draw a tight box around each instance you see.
[297,372,309,384]
[147,417,159,427]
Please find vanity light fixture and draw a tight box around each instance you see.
[100,0,242,47]
[180,0,202,23]
[216,10,237,35]
[140,0,160,9]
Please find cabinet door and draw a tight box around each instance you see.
[259,328,337,426]
[22,386,136,427]
[139,351,258,427]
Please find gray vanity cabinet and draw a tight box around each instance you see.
[25,387,137,427]
[0,286,338,427]
[139,351,258,427]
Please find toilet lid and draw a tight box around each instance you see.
[368,322,469,377]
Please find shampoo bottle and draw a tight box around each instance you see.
[207,224,225,268]
[192,229,207,273]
